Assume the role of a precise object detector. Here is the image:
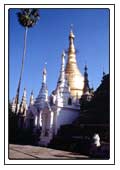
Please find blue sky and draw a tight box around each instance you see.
[9,8,109,103]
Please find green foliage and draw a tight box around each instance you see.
[17,8,40,28]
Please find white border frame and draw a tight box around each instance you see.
[4,4,115,165]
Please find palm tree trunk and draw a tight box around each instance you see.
[15,27,28,113]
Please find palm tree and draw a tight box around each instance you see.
[14,8,40,113]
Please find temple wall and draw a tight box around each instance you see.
[56,107,79,131]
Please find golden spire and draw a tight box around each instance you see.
[68,25,75,55]
[65,27,84,98]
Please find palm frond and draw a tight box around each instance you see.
[17,8,40,28]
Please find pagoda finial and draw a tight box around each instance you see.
[68,25,75,55]
[84,64,88,76]
[43,62,47,74]
[23,88,26,97]
[69,24,75,39]
[11,97,16,113]
[70,24,73,32]
[31,90,33,95]
[45,61,47,66]
[103,67,105,77]
[62,50,65,56]
[85,64,88,71]
[42,63,47,84]
[19,88,27,114]
[29,90,34,105]
[83,65,90,94]
[101,67,106,82]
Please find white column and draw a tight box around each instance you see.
[41,112,45,136]
[39,110,42,127]
[37,114,39,128]
[35,115,37,126]
[50,111,54,128]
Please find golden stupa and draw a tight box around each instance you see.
[65,29,84,98]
